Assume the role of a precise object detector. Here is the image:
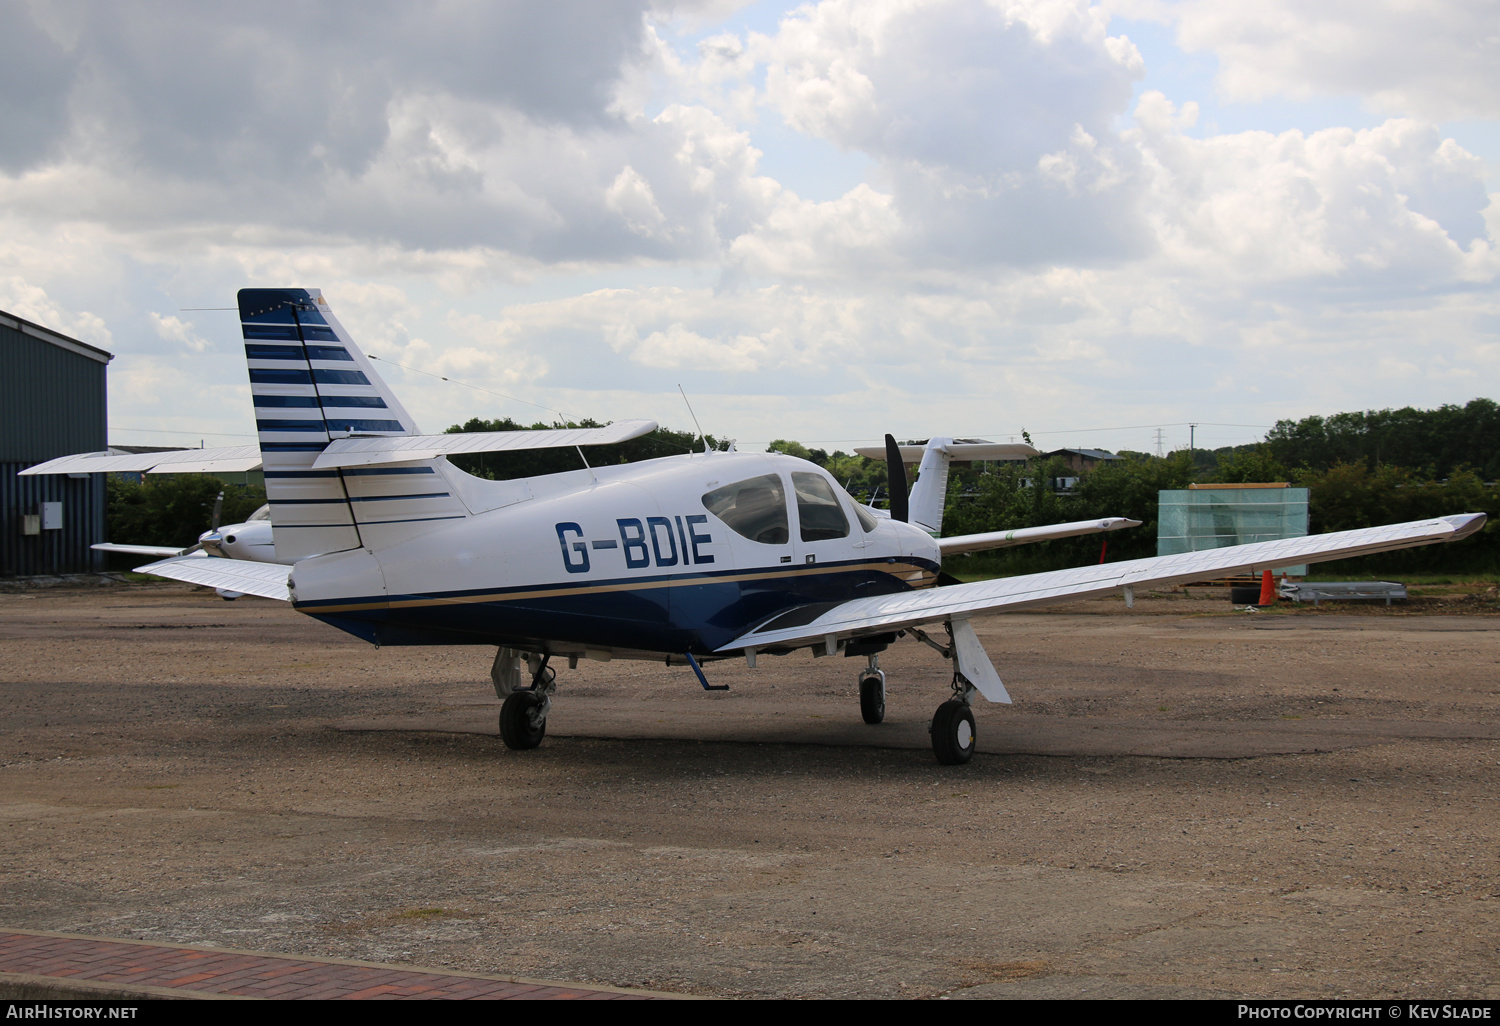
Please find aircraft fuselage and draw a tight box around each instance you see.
[286,451,942,658]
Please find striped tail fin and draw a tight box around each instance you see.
[240,288,468,562]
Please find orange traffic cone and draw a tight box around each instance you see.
[1257,569,1276,607]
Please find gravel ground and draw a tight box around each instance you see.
[1,581,1498,999]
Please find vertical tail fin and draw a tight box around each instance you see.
[240,287,464,562]
[907,437,955,535]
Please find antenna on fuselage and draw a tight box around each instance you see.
[678,385,711,454]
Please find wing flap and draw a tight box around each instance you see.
[719,513,1487,652]
[134,555,292,601]
[310,420,659,469]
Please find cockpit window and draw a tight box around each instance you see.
[247,504,272,522]
[701,475,789,545]
[792,472,850,542]
[852,501,879,533]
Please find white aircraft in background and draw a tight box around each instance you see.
[31,447,281,565]
[24,288,1488,764]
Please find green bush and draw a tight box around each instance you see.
[106,476,267,549]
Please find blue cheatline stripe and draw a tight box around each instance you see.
[254,395,320,409]
[264,470,340,479]
[261,442,329,452]
[257,419,327,432]
[320,395,388,408]
[305,345,352,361]
[347,492,452,502]
[251,368,313,385]
[324,418,403,432]
[246,343,305,360]
[312,369,369,385]
[343,466,435,476]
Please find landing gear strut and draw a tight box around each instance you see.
[499,653,555,750]
[918,623,979,765]
[857,655,886,725]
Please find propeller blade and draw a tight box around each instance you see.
[884,434,909,523]
[211,491,224,532]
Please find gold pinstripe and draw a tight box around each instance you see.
[297,560,937,614]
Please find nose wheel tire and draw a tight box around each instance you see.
[930,699,976,765]
[500,691,547,750]
[859,675,886,724]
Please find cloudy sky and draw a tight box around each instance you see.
[2,0,1496,456]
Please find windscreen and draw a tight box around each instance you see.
[792,472,850,541]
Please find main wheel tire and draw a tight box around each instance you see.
[499,691,546,750]
[859,676,886,725]
[930,699,976,765]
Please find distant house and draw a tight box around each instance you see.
[1,307,113,575]
[1043,448,1124,473]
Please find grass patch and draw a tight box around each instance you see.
[396,908,456,920]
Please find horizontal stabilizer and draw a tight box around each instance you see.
[134,555,291,601]
[21,446,262,476]
[720,513,1488,653]
[939,517,1142,556]
[854,441,1038,463]
[310,420,659,469]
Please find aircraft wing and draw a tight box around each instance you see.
[939,517,1141,556]
[310,419,659,469]
[718,513,1487,653]
[20,445,262,476]
[93,543,188,558]
[854,441,1038,462]
[133,555,292,601]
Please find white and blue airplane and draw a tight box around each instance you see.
[26,288,1489,764]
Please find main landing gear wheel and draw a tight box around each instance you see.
[859,672,886,724]
[500,691,546,750]
[930,699,976,765]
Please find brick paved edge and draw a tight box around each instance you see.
[0,971,247,1001]
[0,929,693,1000]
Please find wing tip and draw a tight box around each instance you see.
[1444,512,1488,540]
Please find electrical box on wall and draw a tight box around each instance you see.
[22,515,41,536]
[42,502,63,530]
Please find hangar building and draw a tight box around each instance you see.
[1,307,113,576]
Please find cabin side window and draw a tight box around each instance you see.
[701,475,789,545]
[792,472,851,542]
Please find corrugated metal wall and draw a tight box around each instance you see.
[1,314,110,575]
[0,464,105,575]
[1,320,109,462]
